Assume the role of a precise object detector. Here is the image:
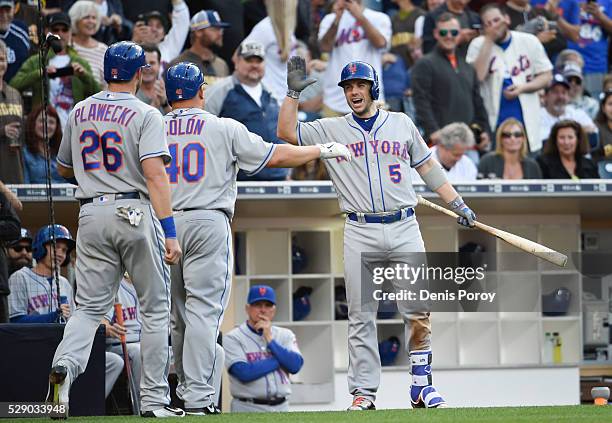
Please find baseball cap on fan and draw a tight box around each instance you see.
[46,12,71,28]
[546,73,570,92]
[237,40,265,60]
[248,285,276,305]
[190,10,230,31]
[0,1,14,8]
[562,62,583,82]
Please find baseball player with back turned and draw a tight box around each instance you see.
[278,57,477,410]
[163,62,351,416]
[50,41,184,418]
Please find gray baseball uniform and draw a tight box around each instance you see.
[224,322,301,412]
[297,110,433,401]
[164,108,275,410]
[8,267,123,398]
[53,91,173,412]
[8,267,74,319]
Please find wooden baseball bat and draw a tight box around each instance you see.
[417,195,568,268]
[114,303,140,416]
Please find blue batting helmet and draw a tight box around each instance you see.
[33,224,75,266]
[104,41,149,83]
[338,61,380,100]
[165,62,206,103]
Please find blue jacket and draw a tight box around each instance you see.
[204,75,288,181]
[22,148,65,184]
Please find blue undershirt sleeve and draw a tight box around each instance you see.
[267,340,304,374]
[228,357,280,383]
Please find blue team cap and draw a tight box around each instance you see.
[248,285,276,305]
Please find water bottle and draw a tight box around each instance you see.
[553,332,563,364]
[543,332,553,363]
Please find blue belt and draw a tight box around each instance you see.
[79,192,140,206]
[347,208,414,224]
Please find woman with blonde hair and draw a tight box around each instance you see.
[69,0,107,86]
[477,118,542,179]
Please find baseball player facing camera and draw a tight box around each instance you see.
[224,285,303,413]
[49,41,183,418]
[163,62,350,416]
[278,57,477,410]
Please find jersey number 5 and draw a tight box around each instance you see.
[80,129,123,172]
[166,142,206,183]
[389,164,402,183]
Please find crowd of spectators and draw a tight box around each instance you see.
[1,0,612,186]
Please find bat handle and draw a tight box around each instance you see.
[114,303,126,344]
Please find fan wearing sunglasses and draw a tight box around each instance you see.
[412,12,491,149]
[6,228,32,276]
[477,117,542,179]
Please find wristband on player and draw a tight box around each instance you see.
[287,89,300,99]
[159,216,177,239]
[448,196,465,211]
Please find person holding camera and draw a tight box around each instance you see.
[467,4,553,153]
[502,0,567,60]
[9,12,99,128]
[412,12,491,154]
[541,0,612,99]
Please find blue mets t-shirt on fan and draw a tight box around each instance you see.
[533,0,612,74]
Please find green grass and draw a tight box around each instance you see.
[4,406,611,423]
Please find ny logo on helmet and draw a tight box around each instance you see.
[349,63,357,74]
[259,287,267,296]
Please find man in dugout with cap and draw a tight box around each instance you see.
[223,285,304,412]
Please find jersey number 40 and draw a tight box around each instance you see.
[165,143,206,183]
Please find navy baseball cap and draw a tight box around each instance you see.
[546,73,570,91]
[248,285,276,305]
[8,228,32,247]
[47,12,71,28]
[190,10,230,31]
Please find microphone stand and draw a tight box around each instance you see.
[36,2,63,323]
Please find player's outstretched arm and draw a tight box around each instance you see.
[142,157,182,264]
[277,56,317,145]
[267,143,352,168]
[416,158,476,227]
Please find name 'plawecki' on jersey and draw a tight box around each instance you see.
[338,139,413,162]
[72,102,138,127]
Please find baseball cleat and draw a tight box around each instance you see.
[347,396,376,410]
[141,405,186,418]
[184,404,221,415]
[410,384,447,409]
[46,365,71,419]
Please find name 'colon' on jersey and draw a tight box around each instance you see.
[297,110,431,213]
[163,109,276,219]
[56,91,171,200]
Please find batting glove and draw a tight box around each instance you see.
[319,142,352,162]
[448,195,476,227]
[287,56,317,99]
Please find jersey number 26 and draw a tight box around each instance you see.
[80,129,123,172]
[165,143,206,183]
